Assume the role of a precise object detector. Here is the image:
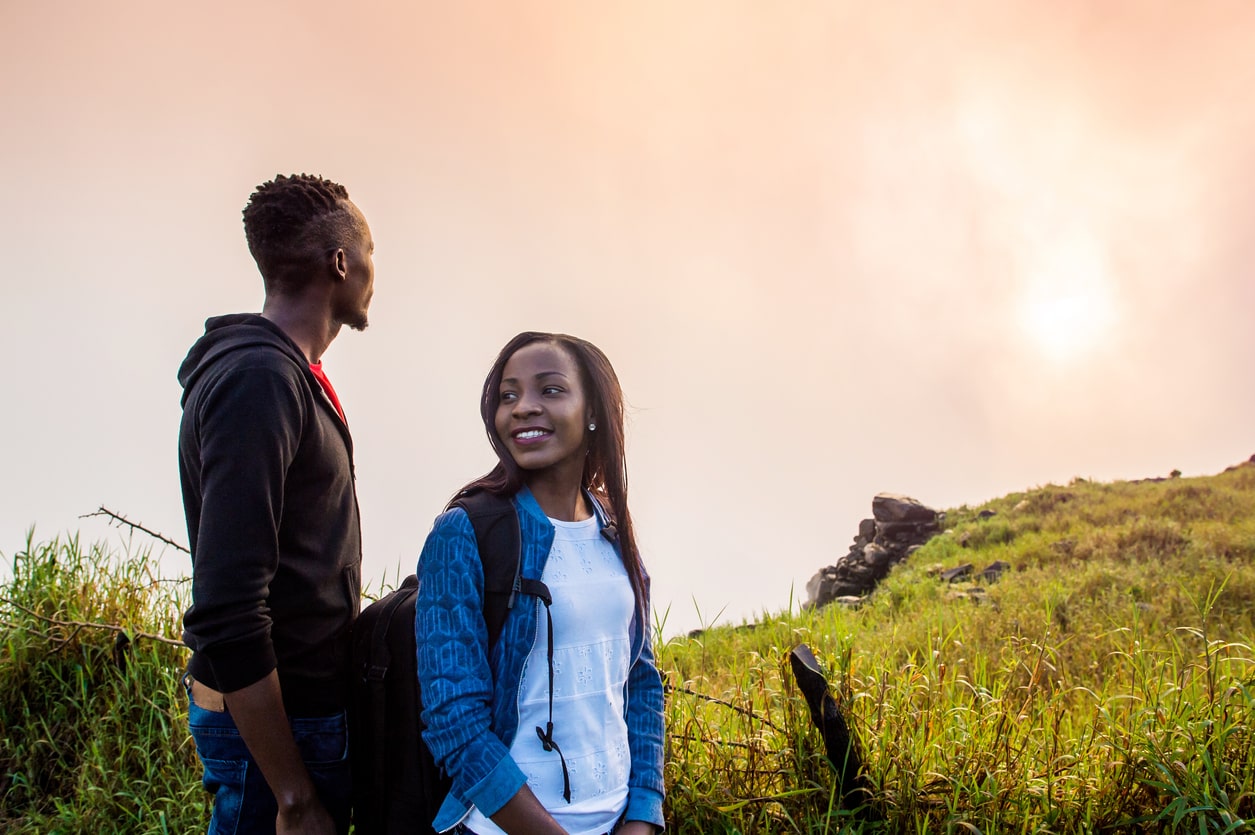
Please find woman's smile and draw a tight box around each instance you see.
[495,341,592,477]
[511,427,554,445]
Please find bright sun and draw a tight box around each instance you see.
[954,86,1124,368]
[1015,233,1118,365]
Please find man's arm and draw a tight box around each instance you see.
[185,365,302,687]
[189,364,334,832]
[223,671,335,835]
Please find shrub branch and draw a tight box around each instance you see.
[81,506,190,554]
[1,596,186,648]
[665,681,780,731]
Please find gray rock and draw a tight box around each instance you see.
[872,493,938,524]
[832,580,868,598]
[862,543,890,569]
[806,569,835,605]
[807,492,943,610]
[875,519,939,543]
[978,560,1012,582]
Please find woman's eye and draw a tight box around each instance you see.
[543,386,563,396]
[500,391,517,402]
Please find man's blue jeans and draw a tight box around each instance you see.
[186,689,352,834]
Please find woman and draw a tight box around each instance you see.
[415,332,666,835]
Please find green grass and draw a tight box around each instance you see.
[658,465,1255,833]
[3,465,1254,832]
[0,535,204,833]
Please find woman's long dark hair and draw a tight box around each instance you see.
[453,332,646,613]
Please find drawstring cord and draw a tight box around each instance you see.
[533,598,571,803]
[518,577,570,803]
[519,496,615,807]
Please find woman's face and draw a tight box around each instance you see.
[494,341,592,479]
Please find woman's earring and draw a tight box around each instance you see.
[588,422,596,431]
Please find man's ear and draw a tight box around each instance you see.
[332,248,348,281]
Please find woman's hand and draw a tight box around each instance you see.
[490,784,567,834]
[616,822,659,835]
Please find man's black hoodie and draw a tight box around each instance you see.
[178,313,361,716]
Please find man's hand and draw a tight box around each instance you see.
[224,671,341,834]
[276,793,337,835]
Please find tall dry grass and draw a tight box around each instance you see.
[2,465,1253,832]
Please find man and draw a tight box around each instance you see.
[178,174,374,834]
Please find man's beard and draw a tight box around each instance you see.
[340,307,369,332]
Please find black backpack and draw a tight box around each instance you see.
[349,490,523,835]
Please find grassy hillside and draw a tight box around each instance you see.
[658,464,1255,832]
[3,465,1254,833]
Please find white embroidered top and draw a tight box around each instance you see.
[464,513,634,835]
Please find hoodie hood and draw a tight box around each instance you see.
[177,314,307,406]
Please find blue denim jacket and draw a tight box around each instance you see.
[415,488,666,832]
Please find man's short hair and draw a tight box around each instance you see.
[242,174,362,291]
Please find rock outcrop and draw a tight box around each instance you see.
[805,493,941,609]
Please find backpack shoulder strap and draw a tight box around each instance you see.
[450,490,522,651]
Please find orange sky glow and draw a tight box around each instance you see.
[3,2,1253,634]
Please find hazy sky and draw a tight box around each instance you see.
[3,2,1253,636]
